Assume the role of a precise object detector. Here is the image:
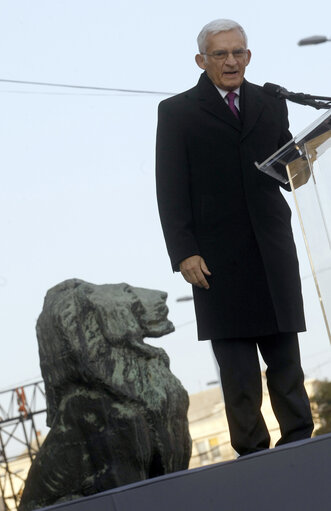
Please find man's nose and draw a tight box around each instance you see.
[225,52,237,65]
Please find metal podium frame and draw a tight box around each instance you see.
[256,110,331,343]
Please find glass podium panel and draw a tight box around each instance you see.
[256,110,331,342]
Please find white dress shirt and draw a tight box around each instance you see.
[215,85,240,111]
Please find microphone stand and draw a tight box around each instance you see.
[286,93,331,110]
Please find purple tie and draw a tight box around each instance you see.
[226,91,239,119]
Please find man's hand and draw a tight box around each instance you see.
[179,255,211,289]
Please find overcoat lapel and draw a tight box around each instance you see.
[240,79,265,141]
[196,72,241,132]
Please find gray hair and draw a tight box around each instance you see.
[197,19,248,53]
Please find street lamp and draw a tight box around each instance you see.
[298,35,331,46]
[176,295,193,302]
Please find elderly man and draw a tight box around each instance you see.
[156,19,313,456]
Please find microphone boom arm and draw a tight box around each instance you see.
[263,83,331,110]
[286,95,331,110]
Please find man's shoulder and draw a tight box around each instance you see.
[158,84,198,113]
[243,80,267,99]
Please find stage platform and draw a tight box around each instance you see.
[38,434,331,511]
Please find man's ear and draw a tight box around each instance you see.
[195,53,206,70]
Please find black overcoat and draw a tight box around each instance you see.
[156,72,306,340]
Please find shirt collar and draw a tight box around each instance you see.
[215,86,240,99]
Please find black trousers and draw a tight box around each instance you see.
[211,333,314,456]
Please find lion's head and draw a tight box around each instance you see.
[36,279,176,425]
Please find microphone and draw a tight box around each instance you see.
[263,82,303,100]
[262,82,331,110]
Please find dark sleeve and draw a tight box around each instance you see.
[155,100,200,271]
[278,99,293,192]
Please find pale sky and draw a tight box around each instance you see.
[1,0,331,404]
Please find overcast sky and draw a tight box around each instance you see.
[1,0,331,404]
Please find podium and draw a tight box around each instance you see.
[256,110,331,342]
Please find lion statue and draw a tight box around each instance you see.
[19,279,191,511]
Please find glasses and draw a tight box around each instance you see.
[201,49,248,61]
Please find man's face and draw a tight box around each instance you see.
[195,28,251,91]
